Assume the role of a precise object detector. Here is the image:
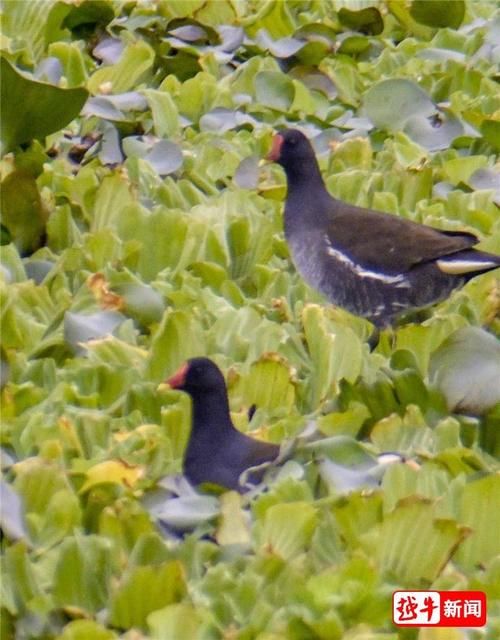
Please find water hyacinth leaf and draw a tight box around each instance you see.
[468,168,500,205]
[144,140,183,176]
[148,604,202,640]
[0,480,29,542]
[255,502,317,560]
[111,560,186,629]
[318,457,383,494]
[82,96,127,121]
[93,37,125,64]
[404,111,464,151]
[99,122,123,165]
[217,25,244,52]
[0,57,88,154]
[150,495,220,530]
[169,24,208,42]
[429,327,500,415]
[34,56,63,84]
[255,70,295,111]
[338,7,384,35]
[114,282,165,326]
[256,29,305,58]
[361,79,435,131]
[234,155,260,189]
[64,310,125,353]
[410,0,465,29]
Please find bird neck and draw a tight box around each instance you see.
[189,388,234,440]
[283,158,328,199]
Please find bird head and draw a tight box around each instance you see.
[266,128,313,167]
[165,357,226,396]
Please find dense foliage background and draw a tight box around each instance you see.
[1,1,500,638]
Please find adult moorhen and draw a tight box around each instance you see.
[166,357,279,493]
[268,129,500,327]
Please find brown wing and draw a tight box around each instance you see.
[328,201,479,274]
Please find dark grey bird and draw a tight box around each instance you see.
[267,128,500,327]
[166,357,279,493]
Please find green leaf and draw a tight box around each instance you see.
[146,310,206,381]
[375,500,466,583]
[254,502,317,560]
[338,7,384,35]
[0,169,47,254]
[110,561,186,629]
[0,57,88,154]
[255,70,295,112]
[456,475,500,569]
[53,535,114,612]
[148,604,203,640]
[143,89,180,137]
[410,0,465,29]
[57,620,118,640]
[87,40,155,95]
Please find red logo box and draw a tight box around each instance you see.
[393,590,486,627]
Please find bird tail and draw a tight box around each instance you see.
[436,249,500,277]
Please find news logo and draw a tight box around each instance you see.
[393,591,486,627]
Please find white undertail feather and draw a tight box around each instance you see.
[436,259,500,275]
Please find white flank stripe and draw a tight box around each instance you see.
[436,259,500,275]
[324,236,409,285]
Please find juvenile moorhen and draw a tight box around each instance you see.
[268,129,500,327]
[166,357,279,493]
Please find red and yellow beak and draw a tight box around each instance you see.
[266,133,284,162]
[164,362,188,389]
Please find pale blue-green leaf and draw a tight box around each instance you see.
[217,25,244,52]
[99,122,123,165]
[24,260,54,284]
[145,140,183,176]
[0,480,29,542]
[34,57,63,84]
[152,495,220,530]
[468,168,500,206]
[169,25,207,42]
[430,327,500,415]
[64,310,125,353]
[361,79,435,131]
[82,96,126,121]
[234,155,259,189]
[404,111,463,151]
[93,37,124,64]
[256,29,305,57]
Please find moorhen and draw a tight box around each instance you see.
[166,357,279,493]
[268,129,500,327]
